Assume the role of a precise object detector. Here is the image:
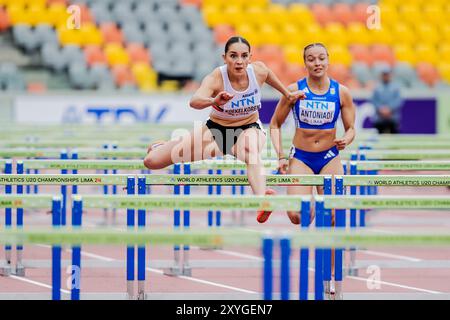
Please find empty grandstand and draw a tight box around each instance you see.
[0,0,448,92]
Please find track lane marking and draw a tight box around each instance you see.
[346,275,442,294]
[9,275,70,295]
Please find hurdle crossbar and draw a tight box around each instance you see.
[1,228,450,247]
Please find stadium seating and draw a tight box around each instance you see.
[0,0,449,91]
[0,62,26,91]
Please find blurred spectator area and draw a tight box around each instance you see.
[0,0,449,92]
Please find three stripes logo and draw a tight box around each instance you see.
[323,150,336,160]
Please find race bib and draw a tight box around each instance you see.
[299,100,336,126]
[222,94,261,116]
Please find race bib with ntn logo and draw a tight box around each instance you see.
[299,99,336,126]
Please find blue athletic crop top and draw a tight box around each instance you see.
[293,78,341,129]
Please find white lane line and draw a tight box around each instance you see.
[346,275,442,294]
[46,245,258,294]
[144,267,257,294]
[191,246,262,261]
[35,244,114,262]
[21,241,439,295]
[357,229,423,261]
[368,228,397,234]
[32,243,257,294]
[362,250,422,262]
[190,238,437,294]
[226,228,423,262]
[214,249,262,261]
[9,275,70,294]
[35,244,51,249]
[89,224,260,293]
[241,228,266,234]
[29,224,430,294]
[77,251,115,262]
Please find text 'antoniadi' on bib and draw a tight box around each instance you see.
[293,77,341,130]
[299,100,336,126]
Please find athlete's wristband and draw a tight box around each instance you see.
[278,156,288,161]
[212,103,224,112]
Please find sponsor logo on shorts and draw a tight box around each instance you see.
[324,150,336,160]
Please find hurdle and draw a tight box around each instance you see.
[2,227,449,248]
[340,172,450,277]
[154,172,450,299]
[279,133,450,145]
[0,171,323,284]
[347,159,450,225]
[1,140,150,149]
[3,133,450,152]
[65,193,306,300]
[0,123,188,137]
[260,149,450,161]
[2,171,450,299]
[0,149,62,159]
[5,145,450,164]
[8,170,445,279]
[7,133,450,159]
[346,169,450,226]
[1,194,450,300]
[352,160,450,171]
[0,194,62,298]
[0,148,146,160]
[314,193,450,300]
[360,140,450,150]
[349,149,450,160]
[68,193,450,300]
[0,173,149,300]
[352,133,450,142]
[0,160,12,276]
[0,173,132,284]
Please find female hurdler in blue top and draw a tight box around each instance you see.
[269,43,356,225]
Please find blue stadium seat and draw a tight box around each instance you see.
[154,0,179,11]
[89,64,110,88]
[61,45,85,65]
[122,24,145,44]
[371,62,392,79]
[153,59,172,74]
[179,5,203,28]
[351,62,373,86]
[90,2,114,24]
[393,62,419,88]
[35,24,58,46]
[69,61,95,89]
[169,59,194,77]
[12,24,40,51]
[111,2,134,25]
[41,43,60,67]
[148,41,170,61]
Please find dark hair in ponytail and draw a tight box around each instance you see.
[224,36,251,53]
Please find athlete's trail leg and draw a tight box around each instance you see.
[319,155,345,300]
[144,125,221,170]
[287,158,315,225]
[232,128,267,195]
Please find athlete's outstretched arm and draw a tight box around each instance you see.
[253,61,305,104]
[334,85,356,150]
[189,69,233,110]
[269,83,298,173]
